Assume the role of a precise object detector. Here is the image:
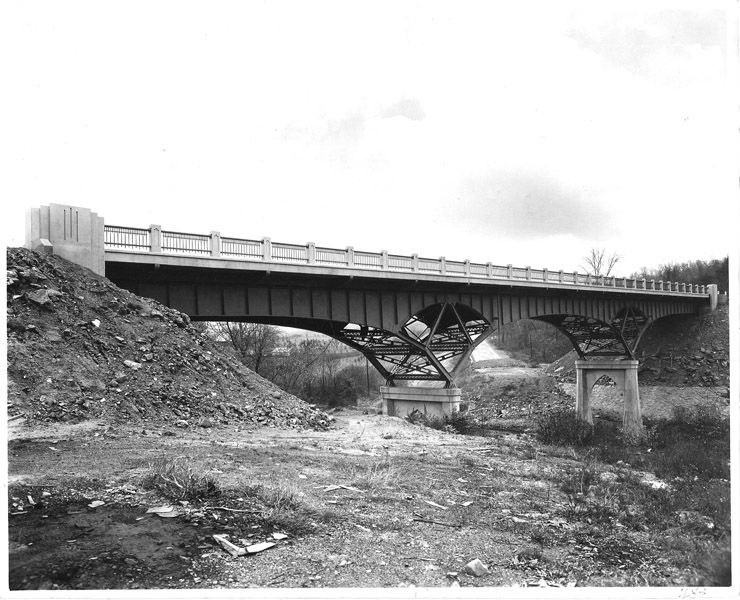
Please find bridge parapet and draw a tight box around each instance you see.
[102,222,710,298]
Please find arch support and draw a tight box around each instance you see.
[575,360,643,440]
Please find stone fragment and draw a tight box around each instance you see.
[26,288,62,306]
[88,500,105,508]
[463,558,490,577]
[123,360,142,370]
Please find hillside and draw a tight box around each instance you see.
[6,247,332,430]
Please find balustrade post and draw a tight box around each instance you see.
[412,254,419,273]
[262,237,272,261]
[559,269,564,283]
[507,264,513,279]
[307,242,316,264]
[346,246,354,267]
[464,260,471,276]
[440,257,447,275]
[657,280,663,291]
[210,231,221,258]
[623,276,628,288]
[640,278,646,290]
[149,225,162,253]
[486,262,493,278]
[525,266,531,280]
[381,250,389,270]
[586,273,592,285]
[543,268,549,282]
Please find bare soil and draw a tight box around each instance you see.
[8,404,725,591]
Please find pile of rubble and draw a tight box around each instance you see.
[6,247,332,430]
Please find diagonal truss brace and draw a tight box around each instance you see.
[334,303,495,385]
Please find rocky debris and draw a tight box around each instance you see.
[6,247,333,430]
[461,374,573,425]
[463,558,490,577]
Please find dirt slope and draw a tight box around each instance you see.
[6,247,331,430]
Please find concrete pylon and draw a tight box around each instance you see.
[575,360,643,441]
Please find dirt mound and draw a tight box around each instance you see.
[6,247,332,430]
[460,368,572,427]
[544,304,729,390]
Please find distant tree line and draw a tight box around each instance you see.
[631,257,729,293]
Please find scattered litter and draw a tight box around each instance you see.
[27,495,36,506]
[320,484,365,493]
[91,319,101,327]
[298,474,307,479]
[354,523,371,532]
[271,532,289,540]
[424,500,448,510]
[511,516,529,524]
[213,534,246,557]
[146,505,181,518]
[246,541,276,554]
[48,447,58,451]
[457,478,468,483]
[146,505,176,514]
[88,500,105,509]
[461,501,474,507]
[464,558,490,577]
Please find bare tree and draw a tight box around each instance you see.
[583,248,620,277]
[209,322,282,376]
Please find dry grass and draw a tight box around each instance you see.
[141,455,219,501]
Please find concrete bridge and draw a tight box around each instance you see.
[25,204,719,436]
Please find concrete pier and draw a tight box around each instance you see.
[575,359,642,439]
[380,386,461,419]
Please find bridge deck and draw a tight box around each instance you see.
[104,225,708,300]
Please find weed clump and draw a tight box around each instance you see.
[536,408,593,446]
[406,409,476,434]
[142,456,219,501]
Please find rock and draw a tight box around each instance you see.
[463,558,490,577]
[123,360,142,370]
[26,288,62,306]
[175,420,189,428]
[91,319,101,328]
[88,500,105,508]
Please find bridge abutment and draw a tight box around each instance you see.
[380,386,461,419]
[26,204,105,276]
[575,359,643,440]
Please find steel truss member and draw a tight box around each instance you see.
[536,307,650,359]
[336,303,495,386]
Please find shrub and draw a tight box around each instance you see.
[408,409,476,435]
[142,456,219,501]
[536,408,593,446]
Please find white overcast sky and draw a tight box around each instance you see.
[2,0,738,276]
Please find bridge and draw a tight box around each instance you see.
[25,204,719,436]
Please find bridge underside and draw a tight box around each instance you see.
[105,261,704,386]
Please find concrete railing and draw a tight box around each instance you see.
[103,224,710,296]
